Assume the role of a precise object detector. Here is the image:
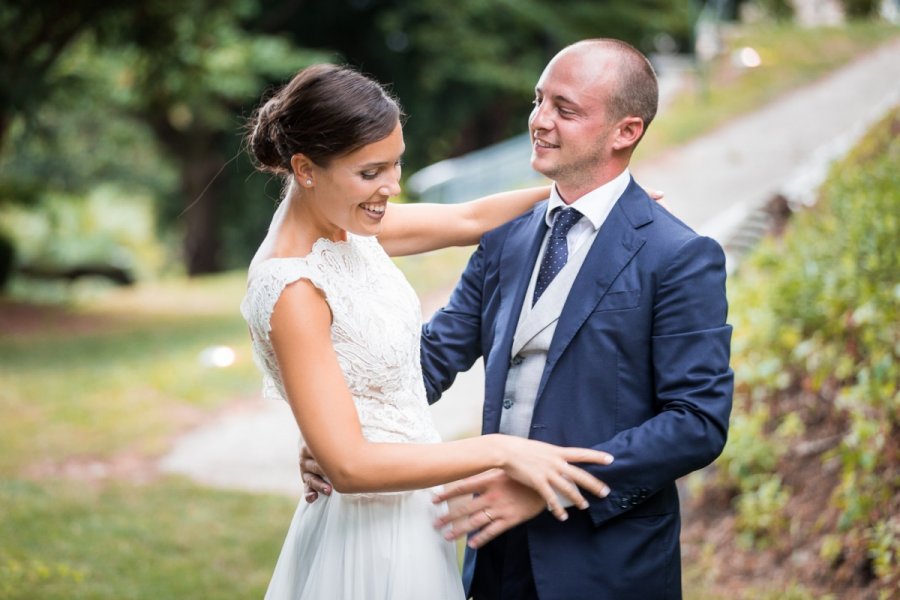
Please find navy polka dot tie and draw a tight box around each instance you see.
[533,207,583,306]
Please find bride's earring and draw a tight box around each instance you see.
[306,179,312,186]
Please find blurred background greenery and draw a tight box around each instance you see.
[0,0,897,598]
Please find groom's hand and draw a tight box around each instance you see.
[432,469,545,549]
[299,444,331,503]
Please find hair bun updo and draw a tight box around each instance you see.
[248,96,291,175]
[246,64,403,177]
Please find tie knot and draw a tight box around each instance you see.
[550,208,582,239]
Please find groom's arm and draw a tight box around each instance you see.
[420,242,487,403]
[436,234,731,542]
[582,234,733,526]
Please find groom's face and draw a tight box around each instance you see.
[528,48,620,193]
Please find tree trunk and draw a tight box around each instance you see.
[0,112,9,153]
[151,115,228,277]
[180,155,224,276]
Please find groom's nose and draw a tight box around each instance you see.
[530,102,553,132]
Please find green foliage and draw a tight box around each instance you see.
[0,478,294,599]
[718,105,900,582]
[0,186,169,282]
[0,41,178,208]
[0,0,327,275]
[290,0,691,169]
[713,402,803,550]
[4,4,895,277]
[841,0,880,18]
[734,475,791,549]
[754,0,795,20]
[866,518,899,580]
[718,405,780,484]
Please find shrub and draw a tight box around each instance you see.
[716,105,899,578]
[841,0,879,18]
[755,0,795,20]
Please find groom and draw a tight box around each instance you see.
[304,39,733,599]
[419,39,733,599]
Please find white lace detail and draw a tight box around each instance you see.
[240,235,440,446]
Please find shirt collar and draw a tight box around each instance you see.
[544,168,632,230]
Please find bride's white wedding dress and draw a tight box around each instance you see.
[241,234,465,600]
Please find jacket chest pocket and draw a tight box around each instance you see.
[592,289,640,313]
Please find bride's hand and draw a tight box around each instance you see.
[647,188,673,213]
[493,435,613,521]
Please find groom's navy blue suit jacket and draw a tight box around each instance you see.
[421,179,733,600]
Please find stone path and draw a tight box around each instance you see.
[632,38,900,263]
[160,38,900,497]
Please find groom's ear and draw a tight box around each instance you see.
[611,116,644,152]
[290,153,316,185]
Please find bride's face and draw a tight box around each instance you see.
[309,122,404,239]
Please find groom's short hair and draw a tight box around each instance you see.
[569,39,659,132]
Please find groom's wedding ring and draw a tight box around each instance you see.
[482,509,494,523]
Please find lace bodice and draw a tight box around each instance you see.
[240,235,440,445]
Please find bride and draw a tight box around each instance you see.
[241,64,613,600]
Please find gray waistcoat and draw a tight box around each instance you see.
[498,232,596,438]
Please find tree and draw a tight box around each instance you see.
[1,0,692,277]
[1,0,322,274]
[0,0,133,150]
[105,1,324,273]
[258,0,691,170]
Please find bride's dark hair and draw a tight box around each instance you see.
[247,64,403,175]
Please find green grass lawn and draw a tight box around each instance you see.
[0,478,294,600]
[0,273,299,599]
[0,273,261,475]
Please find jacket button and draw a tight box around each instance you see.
[510,355,524,366]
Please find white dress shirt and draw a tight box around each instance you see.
[523,168,633,311]
[501,167,633,435]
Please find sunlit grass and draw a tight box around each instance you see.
[0,478,294,600]
[0,272,260,475]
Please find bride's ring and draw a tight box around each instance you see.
[482,509,494,523]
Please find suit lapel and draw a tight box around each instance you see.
[511,239,591,357]
[534,182,651,403]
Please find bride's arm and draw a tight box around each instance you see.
[269,279,612,518]
[377,186,550,257]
